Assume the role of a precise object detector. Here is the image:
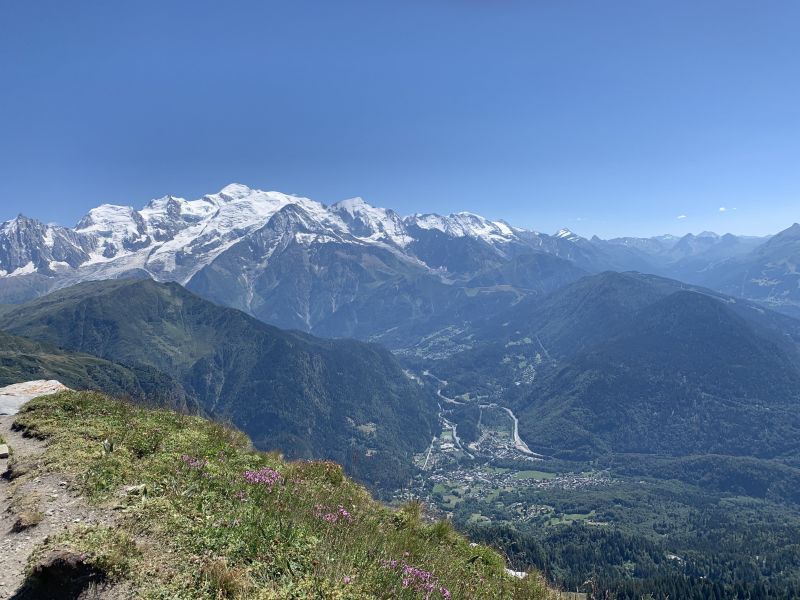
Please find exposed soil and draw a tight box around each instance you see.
[0,415,122,599]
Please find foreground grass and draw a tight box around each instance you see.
[14,391,557,599]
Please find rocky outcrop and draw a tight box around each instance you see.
[0,381,68,416]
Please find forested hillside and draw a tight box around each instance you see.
[0,280,438,489]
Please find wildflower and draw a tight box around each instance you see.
[314,503,354,524]
[343,575,352,584]
[181,454,207,469]
[381,559,450,599]
[242,467,281,490]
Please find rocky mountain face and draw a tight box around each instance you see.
[0,215,92,275]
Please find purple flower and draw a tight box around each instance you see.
[381,559,450,599]
[242,467,282,490]
[314,503,354,524]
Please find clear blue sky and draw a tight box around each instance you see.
[1,1,798,238]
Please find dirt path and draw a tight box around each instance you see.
[0,415,112,598]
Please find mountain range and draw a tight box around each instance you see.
[2,183,797,343]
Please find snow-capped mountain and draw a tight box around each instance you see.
[0,215,94,277]
[0,183,792,342]
[62,184,357,284]
[330,197,412,248]
[0,184,588,344]
[0,183,532,286]
[405,212,518,244]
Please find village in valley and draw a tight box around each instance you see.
[394,382,613,529]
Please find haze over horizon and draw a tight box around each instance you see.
[2,1,799,238]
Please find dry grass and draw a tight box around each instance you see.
[10,491,44,532]
[12,509,44,532]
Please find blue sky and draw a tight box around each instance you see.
[1,1,798,238]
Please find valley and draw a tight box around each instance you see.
[419,373,542,464]
[400,372,616,562]
[400,377,800,599]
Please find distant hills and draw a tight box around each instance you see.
[0,279,437,489]
[684,223,800,318]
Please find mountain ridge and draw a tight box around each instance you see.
[2,183,798,338]
[0,278,438,489]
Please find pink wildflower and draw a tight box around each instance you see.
[242,467,282,490]
[313,503,354,524]
[381,559,450,599]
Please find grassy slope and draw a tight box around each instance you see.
[14,391,557,599]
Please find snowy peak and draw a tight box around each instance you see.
[75,204,150,260]
[331,196,377,217]
[0,182,593,286]
[261,203,351,247]
[76,204,142,234]
[0,214,93,276]
[405,212,517,244]
[331,197,410,247]
[554,228,583,242]
[216,182,254,201]
[1,214,37,230]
